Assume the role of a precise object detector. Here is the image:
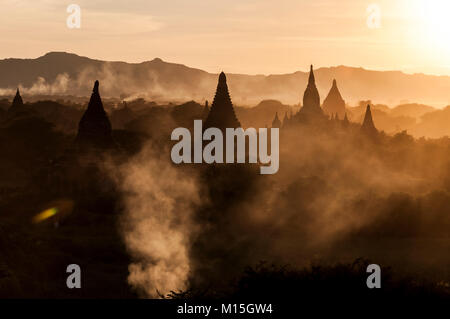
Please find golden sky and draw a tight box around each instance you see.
[0,0,449,75]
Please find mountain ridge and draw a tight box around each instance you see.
[0,52,449,107]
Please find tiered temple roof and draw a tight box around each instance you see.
[204,72,240,130]
[299,65,323,116]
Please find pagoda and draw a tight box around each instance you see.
[204,72,240,130]
[361,105,378,137]
[322,79,346,118]
[76,80,114,149]
[272,112,281,128]
[299,65,323,116]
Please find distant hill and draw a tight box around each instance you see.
[0,52,449,107]
[389,103,436,118]
[410,106,450,138]
[235,100,292,128]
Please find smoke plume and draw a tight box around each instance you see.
[115,144,200,298]
[113,117,450,297]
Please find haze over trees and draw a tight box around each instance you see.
[0,52,449,107]
[0,63,449,303]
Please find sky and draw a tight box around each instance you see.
[0,0,449,75]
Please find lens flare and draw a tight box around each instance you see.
[32,208,59,223]
[32,199,74,224]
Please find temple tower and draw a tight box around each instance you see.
[272,112,281,128]
[300,65,322,115]
[322,79,346,118]
[361,105,378,137]
[204,72,240,130]
[76,80,114,149]
[7,88,26,117]
[282,111,289,127]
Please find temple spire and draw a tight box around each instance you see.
[323,79,346,118]
[308,64,315,85]
[93,80,99,94]
[361,104,378,137]
[282,111,289,126]
[204,72,240,130]
[272,112,281,128]
[12,88,23,107]
[7,87,25,116]
[76,80,114,149]
[299,65,322,115]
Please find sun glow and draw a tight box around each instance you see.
[413,0,450,55]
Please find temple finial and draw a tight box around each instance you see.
[93,80,99,94]
[308,65,315,85]
[219,72,227,83]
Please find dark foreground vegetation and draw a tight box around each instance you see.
[167,259,450,305]
[1,72,450,301]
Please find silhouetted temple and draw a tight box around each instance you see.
[7,88,25,116]
[284,65,327,128]
[204,72,240,130]
[282,112,289,127]
[76,80,114,148]
[272,112,281,128]
[322,79,346,118]
[361,105,378,137]
[299,65,323,116]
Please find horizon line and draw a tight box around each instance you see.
[2,51,450,79]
